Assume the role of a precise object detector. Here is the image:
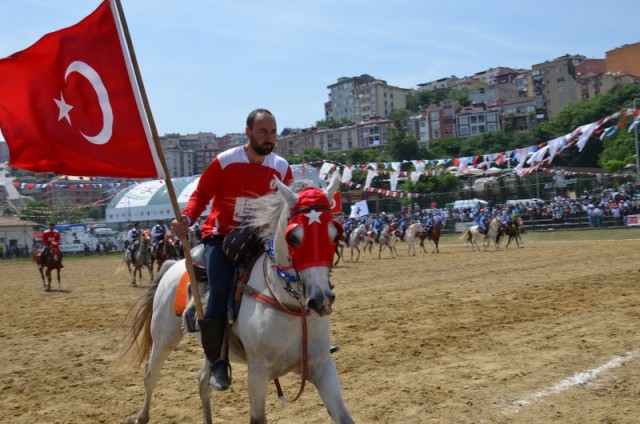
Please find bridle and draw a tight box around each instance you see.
[240,200,339,403]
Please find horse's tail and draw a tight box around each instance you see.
[112,283,159,370]
[459,229,469,240]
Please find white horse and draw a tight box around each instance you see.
[115,173,354,424]
[344,223,367,262]
[403,222,421,256]
[484,217,503,251]
[460,218,502,252]
[363,224,398,259]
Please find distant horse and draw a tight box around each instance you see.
[32,242,63,291]
[175,227,201,260]
[460,218,502,252]
[415,222,441,254]
[403,223,421,256]
[115,174,353,424]
[364,224,398,259]
[504,216,524,248]
[129,235,153,285]
[484,217,502,251]
[342,223,367,262]
[152,233,178,272]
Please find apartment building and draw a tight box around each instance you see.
[501,97,537,131]
[159,132,221,177]
[353,80,409,123]
[455,106,501,138]
[416,76,459,91]
[532,54,586,120]
[325,74,410,124]
[425,100,460,141]
[606,42,640,78]
[325,74,377,122]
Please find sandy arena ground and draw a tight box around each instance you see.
[2,231,640,423]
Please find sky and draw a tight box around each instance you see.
[1,0,640,139]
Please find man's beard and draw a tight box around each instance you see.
[249,135,274,156]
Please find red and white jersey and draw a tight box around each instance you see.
[182,146,293,239]
[42,229,61,246]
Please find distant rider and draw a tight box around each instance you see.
[40,223,63,268]
[151,219,169,254]
[126,222,143,257]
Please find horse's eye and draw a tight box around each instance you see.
[286,225,303,249]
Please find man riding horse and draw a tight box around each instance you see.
[475,209,489,235]
[126,222,143,258]
[39,223,63,269]
[150,219,169,256]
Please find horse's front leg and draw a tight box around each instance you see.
[128,312,185,424]
[56,269,61,289]
[197,361,213,424]
[309,357,354,424]
[246,364,272,424]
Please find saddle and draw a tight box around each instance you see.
[178,229,263,334]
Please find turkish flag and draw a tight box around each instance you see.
[330,191,342,214]
[0,0,163,178]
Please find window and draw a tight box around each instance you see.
[559,96,567,103]
[430,111,439,120]
[486,114,497,123]
[558,86,566,93]
[432,129,440,139]
[556,65,565,73]
[431,121,440,129]
[471,116,477,124]
[459,127,469,136]
[443,108,453,116]
[488,123,497,131]
[458,116,469,125]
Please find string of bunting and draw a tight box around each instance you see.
[301,107,640,199]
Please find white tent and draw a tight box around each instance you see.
[105,175,204,224]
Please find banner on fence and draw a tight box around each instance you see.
[627,215,640,226]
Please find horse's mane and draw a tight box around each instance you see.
[244,179,314,242]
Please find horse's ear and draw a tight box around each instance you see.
[324,171,340,200]
[274,177,298,209]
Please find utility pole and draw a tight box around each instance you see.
[635,98,640,186]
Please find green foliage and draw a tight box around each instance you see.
[287,147,327,164]
[315,118,353,129]
[19,200,50,224]
[387,109,421,160]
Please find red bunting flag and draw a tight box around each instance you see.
[0,0,163,178]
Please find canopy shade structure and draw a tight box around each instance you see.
[105,175,203,224]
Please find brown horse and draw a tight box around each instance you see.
[416,223,441,253]
[503,216,524,248]
[151,233,178,272]
[32,242,63,291]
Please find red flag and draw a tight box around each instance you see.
[0,1,163,178]
[330,191,342,214]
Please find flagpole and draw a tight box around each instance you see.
[113,0,205,320]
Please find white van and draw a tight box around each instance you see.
[506,198,544,208]
[452,198,488,210]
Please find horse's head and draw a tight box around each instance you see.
[50,241,61,260]
[273,172,343,317]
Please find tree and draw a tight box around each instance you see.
[287,147,326,164]
[386,109,420,160]
[19,200,50,224]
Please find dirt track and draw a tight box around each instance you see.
[2,231,640,423]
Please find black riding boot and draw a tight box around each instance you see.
[198,319,230,391]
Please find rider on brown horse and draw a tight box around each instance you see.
[39,223,63,268]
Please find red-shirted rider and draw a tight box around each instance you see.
[40,223,63,268]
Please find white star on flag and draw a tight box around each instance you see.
[304,209,322,224]
[54,92,73,124]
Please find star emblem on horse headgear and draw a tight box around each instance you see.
[304,209,323,224]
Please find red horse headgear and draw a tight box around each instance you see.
[285,187,343,271]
